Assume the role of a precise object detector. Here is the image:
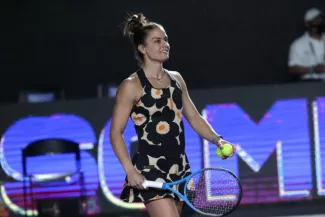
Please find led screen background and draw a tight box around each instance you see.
[315,97,325,197]
[0,82,324,217]
[204,99,312,203]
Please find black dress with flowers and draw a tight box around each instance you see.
[120,69,192,203]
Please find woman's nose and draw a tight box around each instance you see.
[162,41,169,49]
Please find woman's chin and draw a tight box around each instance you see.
[160,55,170,62]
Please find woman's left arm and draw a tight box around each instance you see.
[174,72,233,151]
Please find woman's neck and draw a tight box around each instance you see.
[142,63,164,77]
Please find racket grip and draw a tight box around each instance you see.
[142,180,164,189]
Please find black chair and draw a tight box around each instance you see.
[22,139,87,217]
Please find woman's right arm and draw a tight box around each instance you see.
[109,78,145,189]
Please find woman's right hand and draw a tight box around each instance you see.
[126,168,146,190]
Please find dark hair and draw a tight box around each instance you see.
[123,13,162,66]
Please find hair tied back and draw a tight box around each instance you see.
[123,13,148,38]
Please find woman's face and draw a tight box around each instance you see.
[140,26,170,64]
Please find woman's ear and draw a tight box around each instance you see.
[137,44,146,55]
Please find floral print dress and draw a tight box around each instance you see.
[120,69,192,203]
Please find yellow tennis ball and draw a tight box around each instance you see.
[221,143,234,157]
[216,148,224,158]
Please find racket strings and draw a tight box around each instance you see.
[185,168,241,216]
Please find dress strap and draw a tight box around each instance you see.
[165,70,181,90]
[136,69,151,87]
[166,70,176,85]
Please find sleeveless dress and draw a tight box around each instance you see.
[120,69,192,203]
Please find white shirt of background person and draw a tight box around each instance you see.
[288,8,325,80]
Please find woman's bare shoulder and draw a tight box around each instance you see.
[117,72,142,99]
[167,70,183,80]
[120,72,140,87]
[167,70,187,88]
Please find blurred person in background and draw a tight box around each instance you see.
[288,8,325,81]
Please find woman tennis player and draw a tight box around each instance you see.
[109,13,236,217]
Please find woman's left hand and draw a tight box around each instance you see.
[217,138,236,159]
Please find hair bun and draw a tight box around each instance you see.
[123,13,148,38]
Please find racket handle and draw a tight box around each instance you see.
[142,180,164,189]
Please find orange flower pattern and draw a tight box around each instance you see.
[120,69,192,203]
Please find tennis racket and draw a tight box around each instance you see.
[142,167,242,216]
